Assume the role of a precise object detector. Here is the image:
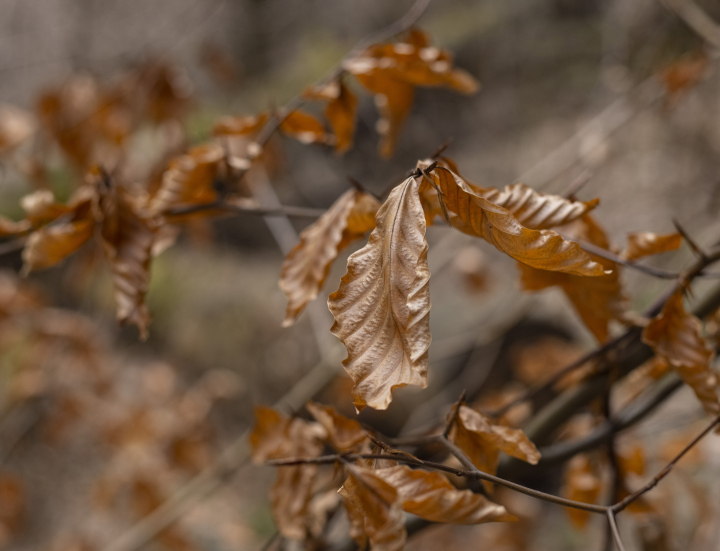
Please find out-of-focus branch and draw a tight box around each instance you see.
[661,0,720,49]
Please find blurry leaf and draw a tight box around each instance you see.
[339,467,406,551]
[250,406,293,462]
[0,473,24,546]
[306,401,367,452]
[304,80,358,153]
[618,446,645,477]
[452,246,489,293]
[137,61,193,123]
[370,465,516,524]
[0,217,31,237]
[418,162,604,276]
[328,176,430,411]
[562,455,601,529]
[280,189,380,326]
[620,232,682,261]
[97,176,157,340]
[659,53,708,106]
[212,113,268,137]
[22,212,94,273]
[149,143,225,215]
[642,290,719,415]
[450,405,540,483]
[518,214,624,342]
[280,110,330,145]
[21,190,73,227]
[0,104,36,154]
[345,29,478,157]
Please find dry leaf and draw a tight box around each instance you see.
[450,405,540,482]
[562,455,601,529]
[621,232,682,261]
[304,80,358,153]
[280,110,330,145]
[280,189,380,326]
[306,401,367,452]
[328,176,430,411]
[212,113,268,137]
[0,104,36,154]
[642,290,719,415]
[418,162,604,276]
[518,214,624,342]
[659,53,708,106]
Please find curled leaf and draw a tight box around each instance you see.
[280,110,330,145]
[642,290,719,415]
[304,80,358,153]
[328,176,430,411]
[621,232,682,261]
[280,189,380,326]
[306,401,367,452]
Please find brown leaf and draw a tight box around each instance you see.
[518,214,624,342]
[370,465,516,524]
[418,162,604,276]
[279,110,330,145]
[621,232,682,261]
[22,213,94,273]
[339,466,406,551]
[642,290,719,415]
[659,53,708,106]
[345,29,478,158]
[280,189,380,326]
[0,104,36,154]
[0,473,25,546]
[562,455,601,529]
[304,80,358,153]
[328,176,430,411]
[98,179,157,340]
[306,401,367,452]
[212,113,268,137]
[148,143,225,215]
[450,405,540,481]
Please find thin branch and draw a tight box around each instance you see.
[442,390,466,438]
[163,200,326,220]
[661,0,720,49]
[612,412,720,513]
[673,218,708,261]
[606,510,628,551]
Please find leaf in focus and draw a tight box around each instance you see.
[450,405,540,486]
[418,161,604,276]
[642,290,719,415]
[306,401,367,452]
[562,455,601,529]
[370,464,516,524]
[249,406,326,540]
[280,189,380,326]
[620,232,682,261]
[97,175,157,341]
[339,467,406,551]
[279,110,330,145]
[344,29,478,158]
[518,214,624,342]
[148,143,225,215]
[328,176,430,411]
[304,80,358,153]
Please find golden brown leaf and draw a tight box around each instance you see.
[280,189,380,326]
[22,215,94,273]
[328,176,430,411]
[518,214,624,342]
[98,181,157,341]
[642,291,719,415]
[370,465,516,524]
[148,143,225,215]
[304,80,358,153]
[0,473,25,546]
[659,53,708,106]
[621,232,682,261]
[450,405,540,481]
[306,401,367,452]
[562,455,601,529]
[345,30,478,158]
[212,113,268,137]
[279,110,330,145]
[418,162,604,276]
[339,467,406,551]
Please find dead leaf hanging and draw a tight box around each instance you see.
[279,110,330,145]
[621,232,682,261]
[279,189,380,326]
[328,176,430,411]
[304,80,358,153]
[305,401,367,452]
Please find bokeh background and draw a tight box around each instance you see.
[1,0,720,550]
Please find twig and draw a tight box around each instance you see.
[606,510,628,551]
[661,0,720,50]
[442,391,466,439]
[164,200,326,220]
[673,218,708,261]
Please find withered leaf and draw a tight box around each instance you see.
[304,80,358,153]
[328,176,430,411]
[280,189,380,326]
[306,401,367,452]
[642,290,719,415]
[98,179,157,341]
[562,455,601,529]
[148,143,225,215]
[370,465,515,524]
[345,29,478,158]
[249,406,326,540]
[279,110,330,145]
[450,405,540,480]
[418,162,604,276]
[212,113,268,137]
[0,104,36,154]
[339,467,406,551]
[518,214,624,342]
[621,232,682,261]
